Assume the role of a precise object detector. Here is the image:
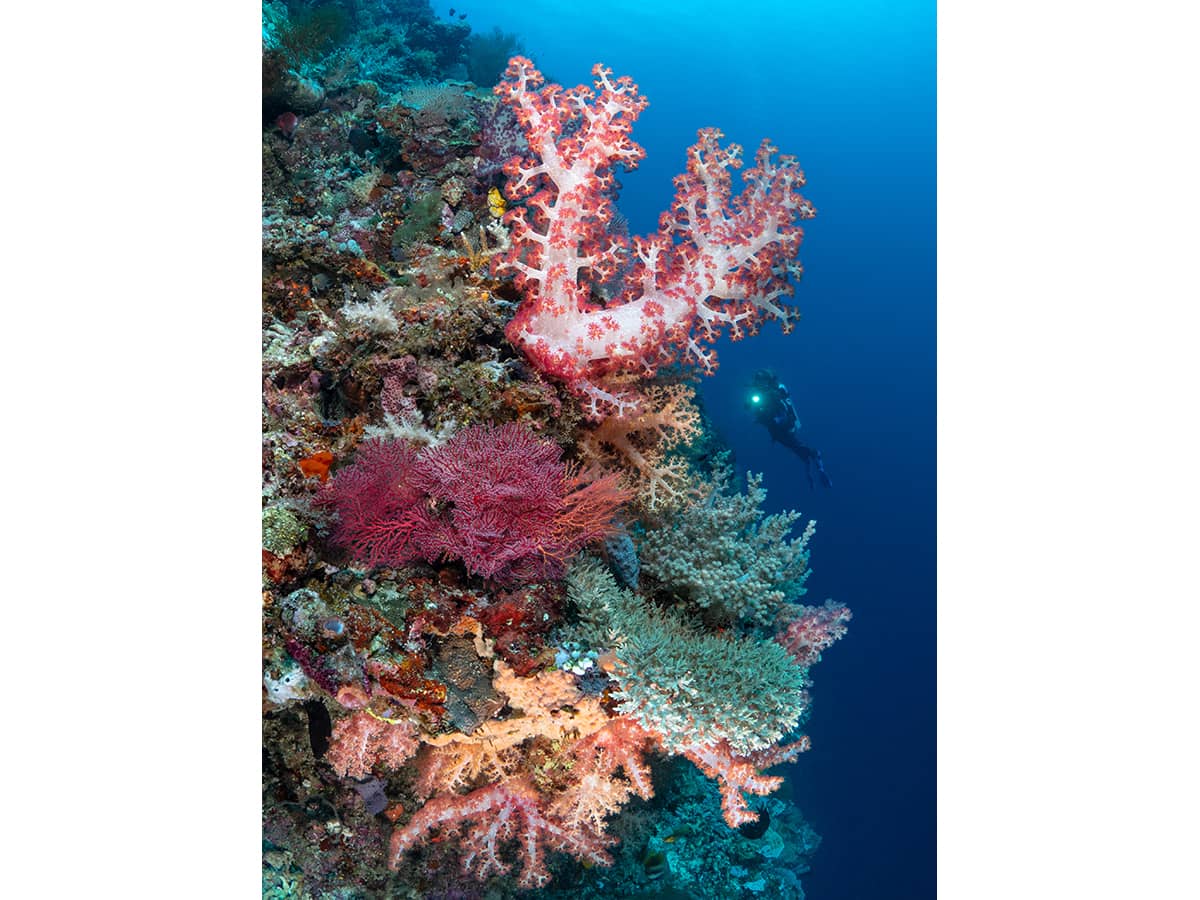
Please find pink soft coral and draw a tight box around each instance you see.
[326,710,419,779]
[777,601,852,668]
[549,717,656,831]
[388,776,614,889]
[677,736,812,828]
[494,57,816,418]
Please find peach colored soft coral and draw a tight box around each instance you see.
[579,384,702,513]
[389,776,614,889]
[492,659,583,713]
[417,661,609,790]
[676,735,812,828]
[325,710,419,779]
[549,717,656,831]
[413,741,520,798]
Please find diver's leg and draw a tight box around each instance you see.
[815,451,833,488]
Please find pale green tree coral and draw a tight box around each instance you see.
[639,468,816,629]
[566,558,811,754]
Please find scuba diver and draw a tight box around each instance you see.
[746,369,833,489]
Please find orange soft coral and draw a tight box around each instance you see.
[414,661,611,797]
[297,449,334,482]
[578,384,702,513]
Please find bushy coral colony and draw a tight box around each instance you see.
[263,4,847,896]
[494,57,816,420]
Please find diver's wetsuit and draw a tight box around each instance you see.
[751,382,833,489]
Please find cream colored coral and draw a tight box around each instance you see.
[424,661,608,755]
[579,384,702,513]
[348,167,383,205]
[549,765,636,831]
[414,741,518,797]
[639,466,815,627]
[493,660,582,713]
[441,176,466,207]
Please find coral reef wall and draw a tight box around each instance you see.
[262,8,848,896]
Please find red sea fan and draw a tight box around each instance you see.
[414,423,627,582]
[324,439,425,567]
[326,425,629,580]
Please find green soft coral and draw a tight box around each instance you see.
[639,467,816,629]
[567,558,811,754]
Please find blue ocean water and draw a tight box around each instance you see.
[461,2,936,896]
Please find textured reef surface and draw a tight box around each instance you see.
[262,3,849,897]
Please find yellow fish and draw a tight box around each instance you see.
[487,187,506,219]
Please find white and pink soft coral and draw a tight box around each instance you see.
[493,56,816,420]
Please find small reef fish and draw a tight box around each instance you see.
[642,849,668,880]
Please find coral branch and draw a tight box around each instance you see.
[494,57,816,418]
[549,717,656,831]
[326,710,419,779]
[777,600,853,668]
[579,384,702,512]
[388,777,614,889]
[677,736,811,828]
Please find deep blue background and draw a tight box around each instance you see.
[465,2,935,895]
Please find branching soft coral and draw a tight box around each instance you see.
[396,664,631,888]
[777,600,852,667]
[549,717,656,832]
[566,558,847,831]
[388,776,614,889]
[566,557,811,754]
[326,710,419,779]
[494,57,816,419]
[675,736,812,828]
[579,384,702,513]
[413,741,520,798]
